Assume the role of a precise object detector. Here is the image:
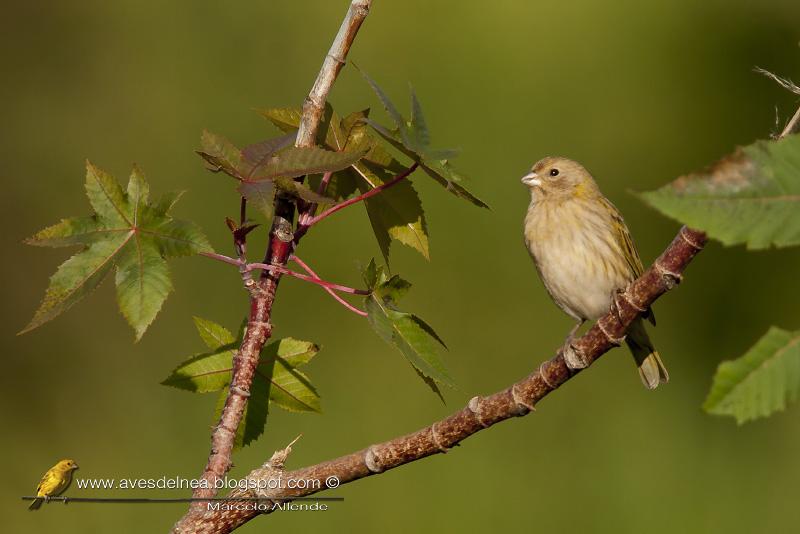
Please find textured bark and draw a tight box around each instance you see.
[182,226,708,534]
[172,2,373,532]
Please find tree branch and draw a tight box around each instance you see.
[172,1,372,532]
[182,226,708,534]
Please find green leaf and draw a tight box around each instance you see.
[362,262,453,395]
[246,145,366,182]
[197,130,242,177]
[161,348,234,393]
[260,108,304,134]
[354,146,430,263]
[640,134,800,249]
[237,180,276,218]
[357,69,488,209]
[194,315,236,349]
[704,327,800,424]
[161,318,322,448]
[22,163,212,339]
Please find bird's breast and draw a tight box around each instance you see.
[524,198,631,320]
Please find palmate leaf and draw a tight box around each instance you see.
[161,318,321,449]
[704,327,800,424]
[362,259,453,398]
[262,106,430,263]
[640,134,800,249]
[22,162,212,340]
[357,68,488,209]
[197,129,360,217]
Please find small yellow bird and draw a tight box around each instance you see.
[522,157,668,388]
[29,459,79,510]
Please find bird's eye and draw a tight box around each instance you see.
[549,168,559,177]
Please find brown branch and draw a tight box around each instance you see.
[172,2,372,532]
[182,226,708,534]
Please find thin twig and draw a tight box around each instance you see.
[247,262,370,295]
[201,252,370,296]
[184,226,709,534]
[290,254,368,316]
[755,66,800,138]
[316,170,335,195]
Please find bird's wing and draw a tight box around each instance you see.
[600,197,656,325]
[36,471,52,495]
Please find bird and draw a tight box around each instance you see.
[29,459,79,510]
[521,156,668,389]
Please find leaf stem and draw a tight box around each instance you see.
[290,254,368,316]
[200,251,370,296]
[296,162,419,239]
[247,262,369,295]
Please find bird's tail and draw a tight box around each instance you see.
[28,497,43,510]
[625,317,669,389]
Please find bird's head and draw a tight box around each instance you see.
[55,459,79,472]
[521,156,599,200]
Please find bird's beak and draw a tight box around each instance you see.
[521,172,541,187]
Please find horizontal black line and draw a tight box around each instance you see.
[22,496,343,503]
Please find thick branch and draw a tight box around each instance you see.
[184,226,708,534]
[173,2,372,532]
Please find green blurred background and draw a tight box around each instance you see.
[3,1,800,532]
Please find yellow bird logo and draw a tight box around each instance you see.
[29,459,79,510]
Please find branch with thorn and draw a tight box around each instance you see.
[173,1,373,531]
[179,226,708,534]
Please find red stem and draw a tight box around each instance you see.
[247,262,369,295]
[296,162,419,239]
[290,255,368,316]
[201,252,369,296]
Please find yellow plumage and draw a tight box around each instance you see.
[522,156,668,389]
[29,459,79,510]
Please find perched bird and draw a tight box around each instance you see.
[29,459,79,510]
[522,156,668,389]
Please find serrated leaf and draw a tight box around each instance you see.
[237,180,276,218]
[194,316,236,349]
[198,130,242,177]
[408,86,430,151]
[22,163,212,339]
[24,217,109,248]
[162,319,321,448]
[161,348,234,393]
[365,296,453,391]
[247,145,366,182]
[354,146,429,262]
[241,132,296,178]
[640,134,800,249]
[362,262,453,394]
[260,108,304,134]
[358,70,487,209]
[362,258,379,289]
[704,327,800,424]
